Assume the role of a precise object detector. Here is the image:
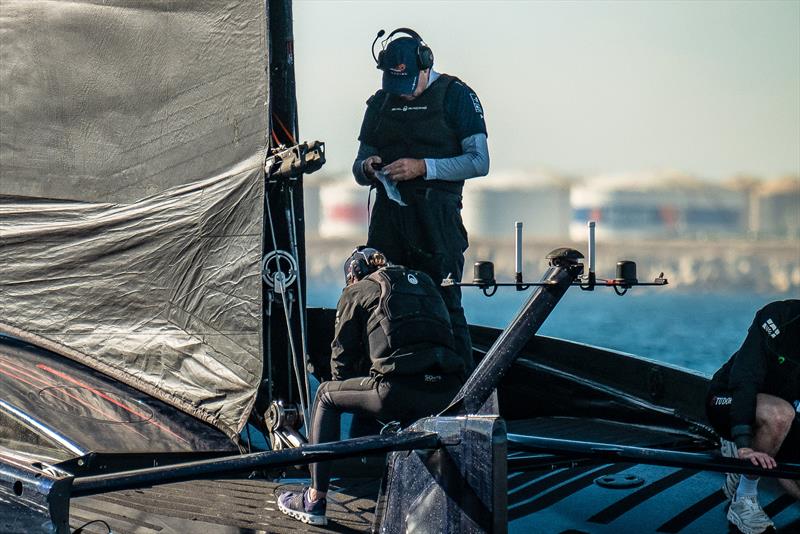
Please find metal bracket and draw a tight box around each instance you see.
[265,141,325,182]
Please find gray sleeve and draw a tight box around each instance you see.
[424,133,490,182]
[352,142,380,186]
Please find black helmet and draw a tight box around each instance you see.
[344,246,388,283]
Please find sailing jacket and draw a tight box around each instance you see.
[330,265,464,381]
[709,299,800,448]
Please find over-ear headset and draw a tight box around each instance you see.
[371,28,434,71]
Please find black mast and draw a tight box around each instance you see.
[258,0,310,419]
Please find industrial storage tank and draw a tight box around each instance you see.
[318,178,370,239]
[461,169,571,240]
[753,176,800,239]
[303,173,323,237]
[570,171,747,240]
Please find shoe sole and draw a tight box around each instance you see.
[727,522,776,534]
[278,500,328,526]
[726,510,774,534]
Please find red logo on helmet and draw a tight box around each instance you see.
[390,63,406,73]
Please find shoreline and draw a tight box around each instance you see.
[305,236,800,293]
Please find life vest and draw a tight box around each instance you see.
[360,74,463,195]
[365,266,460,376]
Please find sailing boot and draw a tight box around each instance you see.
[720,439,740,500]
[277,487,327,526]
[727,495,775,534]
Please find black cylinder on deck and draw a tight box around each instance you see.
[615,260,638,286]
[473,261,496,287]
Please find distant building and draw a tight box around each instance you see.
[462,169,571,240]
[318,178,369,239]
[752,176,800,239]
[303,173,323,237]
[570,171,747,240]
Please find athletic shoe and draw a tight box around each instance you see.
[277,487,327,526]
[720,439,740,500]
[727,495,774,534]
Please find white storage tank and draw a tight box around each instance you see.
[754,176,800,239]
[302,173,323,237]
[318,179,370,239]
[570,171,747,240]
[462,169,571,240]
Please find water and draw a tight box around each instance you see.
[308,283,791,376]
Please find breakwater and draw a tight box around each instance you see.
[305,237,799,293]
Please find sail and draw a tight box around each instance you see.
[0,1,270,439]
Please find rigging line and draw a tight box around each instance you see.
[278,282,309,429]
[265,293,273,406]
[264,186,309,426]
[272,112,296,145]
[270,129,281,147]
[288,187,313,417]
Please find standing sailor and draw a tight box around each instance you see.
[352,28,490,374]
[706,299,800,534]
[277,247,464,526]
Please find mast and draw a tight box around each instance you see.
[258,0,311,425]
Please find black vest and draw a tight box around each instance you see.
[361,74,463,194]
[365,266,462,376]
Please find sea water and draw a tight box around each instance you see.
[308,283,792,376]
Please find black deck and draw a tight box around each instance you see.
[71,477,380,534]
[67,416,800,533]
[69,467,799,534]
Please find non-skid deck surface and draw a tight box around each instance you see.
[69,468,800,533]
[71,478,380,534]
[69,414,796,534]
[508,464,800,533]
[506,417,708,449]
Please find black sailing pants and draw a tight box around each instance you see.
[309,373,461,493]
[366,185,474,374]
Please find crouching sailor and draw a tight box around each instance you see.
[706,299,800,534]
[278,246,465,526]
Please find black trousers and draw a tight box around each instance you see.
[309,373,461,492]
[367,186,474,373]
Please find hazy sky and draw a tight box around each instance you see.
[293,0,800,180]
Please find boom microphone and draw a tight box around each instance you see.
[372,29,386,64]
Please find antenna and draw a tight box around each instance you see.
[585,221,596,289]
[515,222,524,291]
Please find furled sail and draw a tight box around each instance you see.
[0,1,270,439]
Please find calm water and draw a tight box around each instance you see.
[308,282,792,376]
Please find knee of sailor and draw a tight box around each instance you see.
[755,397,795,434]
[315,381,335,406]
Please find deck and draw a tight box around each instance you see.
[69,465,800,533]
[71,477,379,534]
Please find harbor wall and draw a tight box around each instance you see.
[306,237,800,294]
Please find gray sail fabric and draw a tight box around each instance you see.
[0,1,269,440]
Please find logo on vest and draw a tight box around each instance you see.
[407,273,418,285]
[762,318,780,339]
[390,105,428,112]
[469,92,483,116]
[390,64,406,73]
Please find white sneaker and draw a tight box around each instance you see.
[721,439,740,500]
[727,495,775,534]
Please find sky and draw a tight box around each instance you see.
[292,0,800,180]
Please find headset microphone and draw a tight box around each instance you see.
[372,28,433,71]
[371,29,386,65]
